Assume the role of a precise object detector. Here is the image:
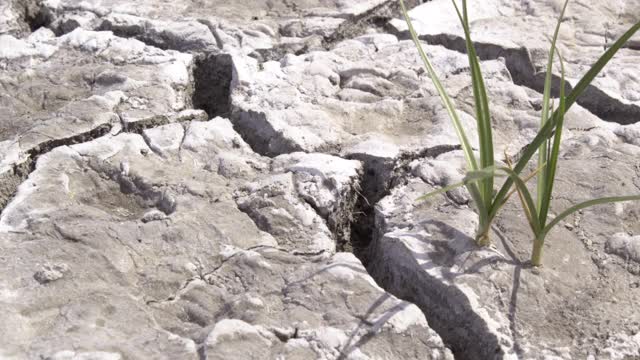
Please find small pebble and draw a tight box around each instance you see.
[141,209,167,223]
[34,263,69,284]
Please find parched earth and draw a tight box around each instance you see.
[0,0,639,359]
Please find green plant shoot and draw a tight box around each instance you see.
[400,0,640,265]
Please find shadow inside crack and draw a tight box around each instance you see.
[192,53,233,120]
[367,222,507,359]
[17,0,53,33]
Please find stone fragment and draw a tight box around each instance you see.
[606,233,640,263]
[34,263,70,284]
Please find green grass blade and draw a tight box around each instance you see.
[496,167,541,236]
[400,0,478,171]
[537,0,569,215]
[541,195,640,238]
[538,48,567,227]
[452,0,494,204]
[490,19,640,219]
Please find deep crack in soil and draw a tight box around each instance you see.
[16,0,53,33]
[192,52,234,119]
[346,146,507,360]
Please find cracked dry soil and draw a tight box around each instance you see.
[1,0,640,359]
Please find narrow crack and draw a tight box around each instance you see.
[0,124,112,214]
[229,109,305,157]
[250,0,427,63]
[96,17,219,53]
[368,250,505,359]
[121,114,172,134]
[141,131,166,158]
[197,344,207,360]
[322,0,425,50]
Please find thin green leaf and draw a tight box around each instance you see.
[538,48,567,227]
[537,0,569,214]
[452,0,494,203]
[399,0,478,171]
[542,195,640,238]
[491,19,640,219]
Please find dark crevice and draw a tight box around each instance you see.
[366,240,505,360]
[192,52,233,119]
[0,161,32,215]
[272,327,299,343]
[0,124,112,214]
[96,18,218,52]
[345,144,509,360]
[393,31,640,125]
[230,110,304,157]
[18,0,53,33]
[23,124,113,162]
[248,39,322,63]
[120,110,208,136]
[299,192,358,253]
[196,344,207,360]
[347,144,460,262]
[522,65,640,125]
[345,154,397,260]
[121,115,171,134]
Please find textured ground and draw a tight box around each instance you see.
[1,0,639,359]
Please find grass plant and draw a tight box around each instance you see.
[401,0,640,265]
